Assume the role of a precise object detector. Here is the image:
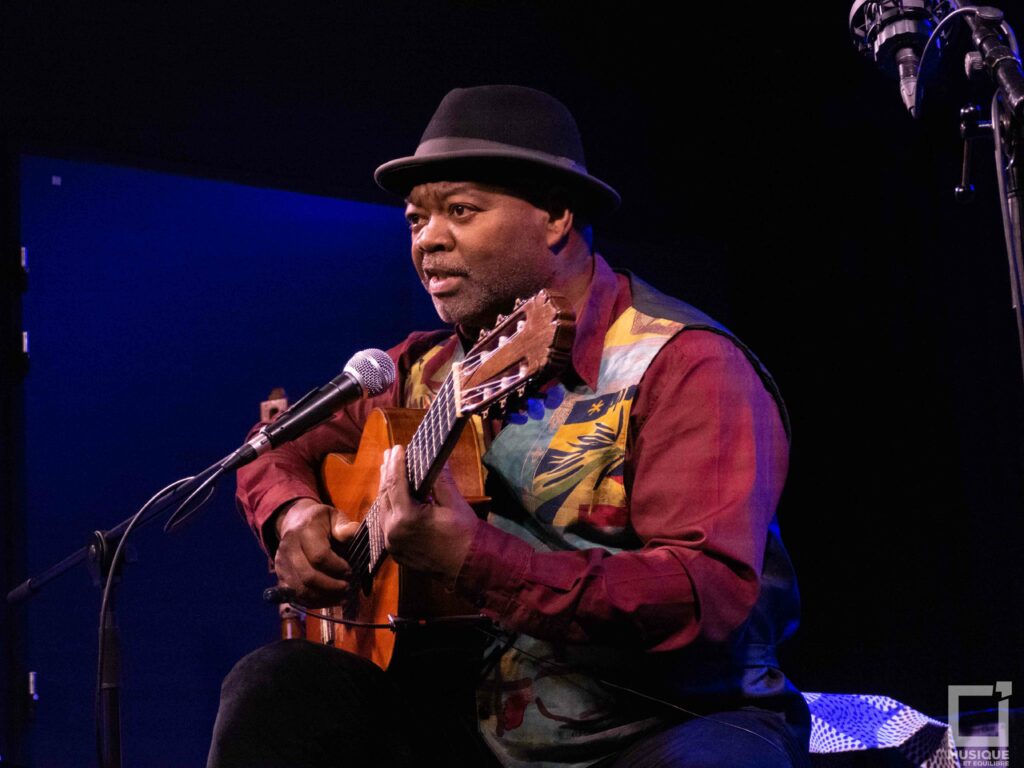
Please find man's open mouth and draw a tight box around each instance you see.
[424,268,467,294]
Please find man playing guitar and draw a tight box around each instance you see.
[208,85,810,768]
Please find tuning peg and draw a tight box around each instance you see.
[494,313,507,325]
[513,297,525,309]
[478,328,488,341]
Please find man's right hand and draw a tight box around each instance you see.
[272,498,360,607]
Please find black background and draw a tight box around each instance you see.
[2,1,1023,763]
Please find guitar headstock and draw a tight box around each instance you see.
[453,289,575,416]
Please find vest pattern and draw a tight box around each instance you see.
[485,306,683,552]
[403,338,461,409]
[400,275,792,768]
[474,306,693,767]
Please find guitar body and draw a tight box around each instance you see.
[306,407,487,670]
[291,289,575,671]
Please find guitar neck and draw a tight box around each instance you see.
[405,376,468,497]
[357,376,468,578]
[344,289,576,583]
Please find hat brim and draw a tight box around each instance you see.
[374,149,621,218]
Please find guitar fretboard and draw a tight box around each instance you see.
[343,318,554,582]
[407,376,461,494]
[350,375,466,579]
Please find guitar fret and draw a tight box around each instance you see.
[411,439,424,488]
[351,524,368,575]
[435,384,448,432]
[429,418,440,457]
[405,443,414,490]
[367,504,383,569]
[419,403,439,483]
[365,507,375,567]
[446,385,457,431]
[376,519,385,565]
[435,394,446,430]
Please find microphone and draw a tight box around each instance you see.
[850,0,939,118]
[223,348,396,471]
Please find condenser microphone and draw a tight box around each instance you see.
[224,348,396,471]
[850,0,940,117]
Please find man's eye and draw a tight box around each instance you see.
[450,204,470,217]
[406,213,423,228]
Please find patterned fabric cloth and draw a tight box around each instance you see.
[803,692,960,767]
[234,253,811,766]
[465,298,686,765]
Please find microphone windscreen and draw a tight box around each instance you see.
[344,348,396,396]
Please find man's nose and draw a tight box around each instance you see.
[415,214,454,252]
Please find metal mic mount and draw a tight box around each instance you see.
[956,103,992,203]
[850,0,940,117]
[851,1,1024,381]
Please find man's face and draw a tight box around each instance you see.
[404,180,558,329]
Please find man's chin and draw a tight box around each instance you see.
[431,297,497,332]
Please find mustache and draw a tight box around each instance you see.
[421,261,469,277]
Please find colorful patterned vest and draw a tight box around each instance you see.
[403,272,796,768]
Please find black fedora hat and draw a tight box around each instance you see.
[374,85,620,217]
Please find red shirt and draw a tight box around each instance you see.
[235,254,792,652]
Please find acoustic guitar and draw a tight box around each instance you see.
[304,289,575,670]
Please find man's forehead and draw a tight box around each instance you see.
[405,180,520,206]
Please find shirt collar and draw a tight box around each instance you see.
[569,252,621,391]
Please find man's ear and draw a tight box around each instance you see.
[544,188,575,248]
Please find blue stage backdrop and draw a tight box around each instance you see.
[19,155,441,766]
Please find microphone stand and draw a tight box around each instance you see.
[4,464,227,605]
[4,366,364,767]
[88,528,125,768]
[989,93,1024,379]
[5,459,227,768]
[962,8,1024,380]
[933,5,1024,380]
[7,346,389,766]
[851,2,1024,381]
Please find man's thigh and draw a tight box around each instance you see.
[598,708,811,768]
[207,639,494,768]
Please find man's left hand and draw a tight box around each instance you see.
[377,444,480,584]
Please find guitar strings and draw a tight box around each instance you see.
[324,328,532,588]
[301,360,507,635]
[304,308,527,580]
[341,375,460,578]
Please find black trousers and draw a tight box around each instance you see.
[206,639,810,768]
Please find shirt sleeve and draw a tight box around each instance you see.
[452,329,790,652]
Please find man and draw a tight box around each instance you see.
[208,85,810,768]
